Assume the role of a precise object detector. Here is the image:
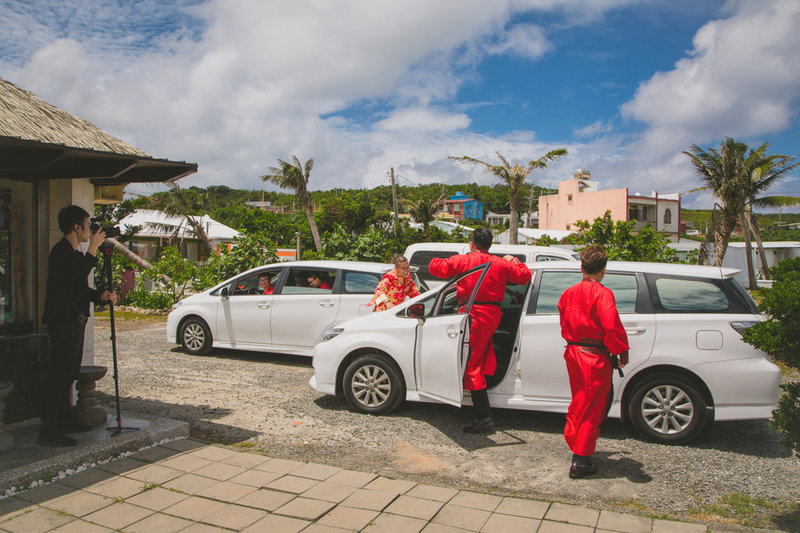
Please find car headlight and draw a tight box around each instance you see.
[171,301,182,311]
[321,327,344,342]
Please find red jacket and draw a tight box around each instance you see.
[429,251,531,303]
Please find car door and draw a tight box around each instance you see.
[215,268,283,348]
[269,267,341,347]
[519,269,656,408]
[339,269,382,318]
[414,264,490,406]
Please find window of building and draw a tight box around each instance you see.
[628,206,638,221]
[567,194,573,204]
[664,208,672,224]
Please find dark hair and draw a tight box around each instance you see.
[580,245,608,274]
[392,254,409,266]
[57,205,90,235]
[471,228,493,251]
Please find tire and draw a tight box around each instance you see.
[343,354,405,414]
[179,317,213,356]
[627,373,708,444]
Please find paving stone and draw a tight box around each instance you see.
[159,438,207,452]
[274,496,337,520]
[406,484,459,503]
[162,472,220,494]
[192,461,246,481]
[291,462,342,481]
[241,513,310,533]
[325,469,377,488]
[124,512,194,533]
[84,476,146,499]
[652,519,708,532]
[449,491,502,512]
[195,480,257,502]
[545,502,600,527]
[180,523,231,533]
[228,468,284,487]
[420,522,474,532]
[125,486,190,511]
[0,495,38,519]
[124,463,184,485]
[202,502,268,529]
[82,501,153,529]
[41,490,113,517]
[481,512,540,532]
[13,482,73,505]
[57,468,116,490]
[303,525,352,533]
[364,476,417,494]
[220,451,269,468]
[129,445,178,463]
[158,454,214,472]
[432,503,491,531]
[235,488,296,511]
[318,505,379,530]
[597,509,652,532]
[187,446,239,462]
[266,474,322,494]
[254,457,306,474]
[364,512,427,532]
[385,495,445,520]
[494,497,550,519]
[0,507,74,533]
[302,481,359,503]
[537,520,595,532]
[49,519,114,532]
[162,495,228,521]
[96,456,149,475]
[340,488,400,511]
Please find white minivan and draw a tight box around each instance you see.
[310,261,781,444]
[404,242,579,287]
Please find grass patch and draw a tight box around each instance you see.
[230,442,257,450]
[142,482,162,491]
[775,360,800,379]
[687,492,798,530]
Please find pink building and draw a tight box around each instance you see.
[538,170,681,242]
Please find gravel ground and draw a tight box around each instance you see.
[93,315,800,529]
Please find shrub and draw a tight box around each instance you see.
[123,287,173,310]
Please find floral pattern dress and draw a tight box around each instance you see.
[368,269,420,311]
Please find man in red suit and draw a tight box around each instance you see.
[558,245,629,478]
[429,228,531,433]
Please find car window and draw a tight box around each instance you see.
[529,271,638,314]
[653,278,729,311]
[491,253,526,263]
[535,254,569,262]
[230,270,279,296]
[343,271,381,294]
[283,269,336,294]
[409,251,459,283]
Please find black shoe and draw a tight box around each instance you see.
[38,432,77,447]
[463,416,495,433]
[60,421,93,434]
[569,463,598,479]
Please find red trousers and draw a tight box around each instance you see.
[463,305,502,391]
[564,347,612,456]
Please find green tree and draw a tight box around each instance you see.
[261,155,322,251]
[155,182,215,257]
[402,189,443,241]
[450,149,567,244]
[742,257,800,456]
[565,211,679,262]
[143,247,201,305]
[200,232,279,287]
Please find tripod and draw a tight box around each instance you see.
[100,243,138,437]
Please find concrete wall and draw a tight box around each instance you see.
[539,179,628,230]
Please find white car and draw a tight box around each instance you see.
[310,261,781,444]
[167,260,426,357]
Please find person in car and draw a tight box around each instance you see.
[558,245,629,479]
[307,273,331,289]
[369,255,420,312]
[429,228,531,433]
[257,274,274,295]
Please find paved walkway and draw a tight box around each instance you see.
[0,437,747,533]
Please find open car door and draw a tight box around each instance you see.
[414,264,492,406]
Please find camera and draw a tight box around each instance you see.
[90,218,122,238]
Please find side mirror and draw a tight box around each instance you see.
[220,287,229,297]
[406,303,425,319]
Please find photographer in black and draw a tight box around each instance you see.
[39,205,118,447]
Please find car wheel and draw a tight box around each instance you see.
[628,373,708,444]
[179,317,213,356]
[343,354,405,414]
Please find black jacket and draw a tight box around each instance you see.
[42,238,101,326]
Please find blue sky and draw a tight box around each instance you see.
[1,0,798,209]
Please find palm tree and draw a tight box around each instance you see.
[403,189,443,241]
[450,149,567,244]
[148,182,215,259]
[684,138,799,279]
[261,156,322,252]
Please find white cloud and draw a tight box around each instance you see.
[485,24,552,60]
[374,108,470,133]
[573,120,613,137]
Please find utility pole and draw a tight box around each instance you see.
[390,168,400,238]
[526,183,535,229]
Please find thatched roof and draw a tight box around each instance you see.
[0,77,148,157]
[0,76,196,183]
